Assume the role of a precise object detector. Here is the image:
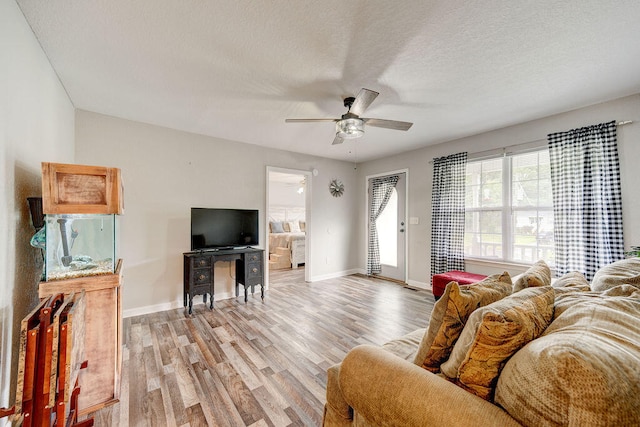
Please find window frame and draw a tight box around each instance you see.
[464,148,554,266]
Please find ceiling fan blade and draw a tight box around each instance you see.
[285,118,339,123]
[349,88,379,116]
[332,135,344,145]
[363,118,413,131]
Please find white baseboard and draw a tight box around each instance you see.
[123,301,183,318]
[309,268,362,282]
[122,288,262,318]
[124,268,378,318]
[406,279,431,290]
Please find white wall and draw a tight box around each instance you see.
[76,95,639,316]
[0,0,75,414]
[357,94,640,287]
[268,179,306,208]
[74,111,360,316]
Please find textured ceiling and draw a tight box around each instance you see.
[17,0,640,162]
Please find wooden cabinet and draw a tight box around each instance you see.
[38,260,123,415]
[183,248,265,311]
[183,254,215,314]
[42,162,124,214]
[235,250,264,301]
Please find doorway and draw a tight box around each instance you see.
[367,171,407,282]
[266,167,312,284]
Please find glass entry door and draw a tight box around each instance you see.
[368,172,406,282]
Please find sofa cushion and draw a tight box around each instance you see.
[495,286,640,427]
[551,271,591,301]
[339,345,523,427]
[382,328,425,362]
[413,272,512,372]
[440,286,554,401]
[591,257,640,291]
[512,260,551,292]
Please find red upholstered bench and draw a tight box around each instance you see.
[432,270,488,300]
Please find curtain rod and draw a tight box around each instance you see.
[430,120,633,163]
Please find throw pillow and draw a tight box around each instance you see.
[512,260,551,292]
[442,286,554,401]
[271,221,285,233]
[552,271,590,290]
[288,221,301,233]
[551,271,591,301]
[591,257,640,291]
[413,272,512,372]
[495,287,640,426]
[299,221,306,231]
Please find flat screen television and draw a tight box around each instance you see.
[191,208,259,251]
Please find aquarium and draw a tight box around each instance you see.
[44,213,118,281]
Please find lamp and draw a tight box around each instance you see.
[27,197,45,230]
[336,118,364,139]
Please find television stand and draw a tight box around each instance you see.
[183,247,264,313]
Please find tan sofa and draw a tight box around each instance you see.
[323,259,640,426]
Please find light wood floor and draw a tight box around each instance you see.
[87,269,435,426]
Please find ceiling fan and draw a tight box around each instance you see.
[285,88,413,145]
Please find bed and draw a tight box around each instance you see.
[268,212,306,268]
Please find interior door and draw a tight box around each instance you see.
[266,168,311,283]
[368,172,406,282]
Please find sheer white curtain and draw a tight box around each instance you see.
[367,175,399,275]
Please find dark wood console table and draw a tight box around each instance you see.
[183,247,264,313]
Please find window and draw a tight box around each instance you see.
[464,149,555,265]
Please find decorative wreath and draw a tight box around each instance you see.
[329,179,345,197]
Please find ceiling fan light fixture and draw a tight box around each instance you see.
[336,118,364,139]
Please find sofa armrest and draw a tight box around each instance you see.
[339,345,521,427]
[324,363,352,426]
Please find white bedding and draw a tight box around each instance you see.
[269,231,305,254]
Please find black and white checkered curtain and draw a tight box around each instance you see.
[548,120,624,280]
[431,152,467,277]
[367,175,399,275]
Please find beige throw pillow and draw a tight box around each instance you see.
[512,260,551,292]
[551,271,591,301]
[591,257,640,291]
[495,287,640,426]
[552,271,590,290]
[441,286,554,401]
[413,272,512,372]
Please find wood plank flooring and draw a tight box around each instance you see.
[87,269,435,426]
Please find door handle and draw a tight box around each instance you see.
[400,229,405,233]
